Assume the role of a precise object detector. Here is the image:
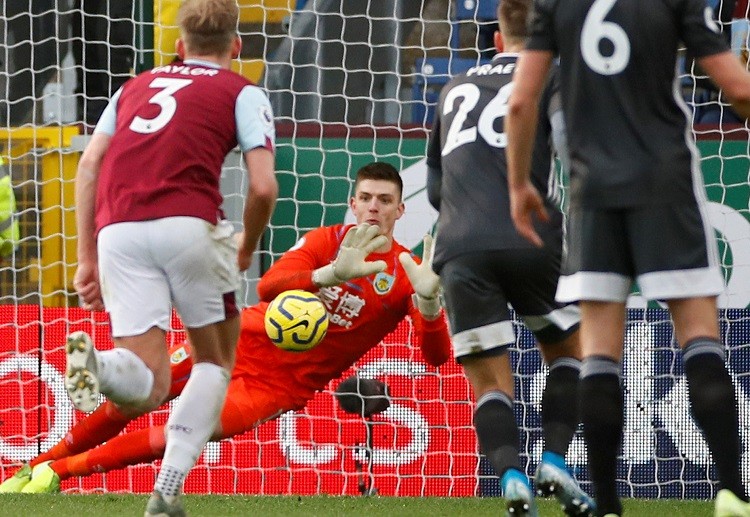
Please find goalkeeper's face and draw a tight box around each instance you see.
[350,179,405,237]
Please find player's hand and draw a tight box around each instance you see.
[399,234,439,299]
[234,231,253,272]
[312,223,387,287]
[510,180,548,248]
[333,223,388,280]
[237,247,252,272]
[73,260,104,311]
[399,235,441,319]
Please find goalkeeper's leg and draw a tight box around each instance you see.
[41,425,168,484]
[38,340,192,468]
[2,342,196,493]
[38,378,292,483]
[32,401,133,467]
[0,399,137,493]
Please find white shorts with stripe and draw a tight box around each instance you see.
[97,216,240,337]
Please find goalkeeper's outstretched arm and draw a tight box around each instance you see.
[257,223,387,301]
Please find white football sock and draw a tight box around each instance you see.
[96,348,154,405]
[155,362,230,496]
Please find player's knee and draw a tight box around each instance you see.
[461,354,512,398]
[537,327,581,363]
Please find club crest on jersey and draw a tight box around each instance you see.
[373,272,395,295]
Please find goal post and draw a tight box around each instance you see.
[1,0,750,500]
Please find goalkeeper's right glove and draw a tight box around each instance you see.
[312,223,388,287]
[399,234,441,319]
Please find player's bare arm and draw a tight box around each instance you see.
[698,51,750,119]
[506,50,554,248]
[74,132,111,311]
[426,165,442,211]
[239,146,278,271]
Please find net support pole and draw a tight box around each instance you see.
[135,0,155,73]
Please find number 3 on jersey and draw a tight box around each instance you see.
[441,82,514,157]
[129,77,193,134]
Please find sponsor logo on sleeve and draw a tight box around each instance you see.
[170,346,188,364]
[259,104,274,129]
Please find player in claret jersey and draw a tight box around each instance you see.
[68,0,278,513]
[1,162,451,495]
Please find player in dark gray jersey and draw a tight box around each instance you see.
[506,0,750,516]
[528,0,730,209]
[427,56,563,266]
[426,1,593,516]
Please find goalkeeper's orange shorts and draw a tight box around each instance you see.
[218,376,299,439]
[167,341,300,439]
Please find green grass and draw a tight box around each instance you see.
[0,494,713,516]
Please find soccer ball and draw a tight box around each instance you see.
[264,289,329,352]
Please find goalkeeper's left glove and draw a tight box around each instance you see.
[398,234,441,319]
[312,223,388,287]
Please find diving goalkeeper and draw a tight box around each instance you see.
[0,162,451,494]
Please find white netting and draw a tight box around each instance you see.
[0,0,749,499]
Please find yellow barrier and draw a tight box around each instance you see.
[239,0,293,24]
[0,126,79,306]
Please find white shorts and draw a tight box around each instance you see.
[98,217,241,337]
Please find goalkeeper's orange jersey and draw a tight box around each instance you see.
[233,224,452,408]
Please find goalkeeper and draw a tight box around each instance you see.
[0,162,451,494]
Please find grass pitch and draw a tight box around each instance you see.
[0,494,713,516]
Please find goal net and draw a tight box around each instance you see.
[1,0,749,500]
